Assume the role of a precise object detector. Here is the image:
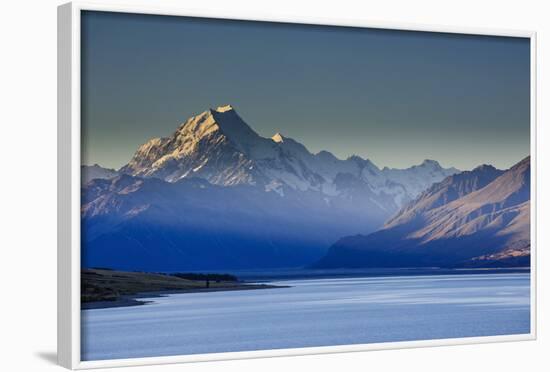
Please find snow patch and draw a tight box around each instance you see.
[272,133,285,143]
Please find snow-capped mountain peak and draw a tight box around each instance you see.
[120,105,459,210]
[215,104,234,113]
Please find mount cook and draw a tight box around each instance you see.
[87,105,458,212]
[80,105,528,271]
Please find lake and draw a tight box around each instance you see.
[81,273,530,361]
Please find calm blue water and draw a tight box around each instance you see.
[81,273,530,361]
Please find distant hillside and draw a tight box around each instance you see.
[314,157,530,268]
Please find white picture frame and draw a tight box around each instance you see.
[57,1,537,369]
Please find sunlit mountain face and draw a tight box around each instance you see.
[315,157,530,269]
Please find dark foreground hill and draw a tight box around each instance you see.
[82,269,278,307]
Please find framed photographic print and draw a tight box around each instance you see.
[58,1,537,369]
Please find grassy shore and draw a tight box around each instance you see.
[82,268,282,309]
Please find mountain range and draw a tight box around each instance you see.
[314,156,530,268]
[87,105,458,210]
[81,104,529,271]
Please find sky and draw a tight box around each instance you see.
[81,11,530,171]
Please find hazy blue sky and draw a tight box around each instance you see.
[81,11,530,170]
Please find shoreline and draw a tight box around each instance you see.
[82,282,287,310]
[81,267,529,310]
[209,266,531,282]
